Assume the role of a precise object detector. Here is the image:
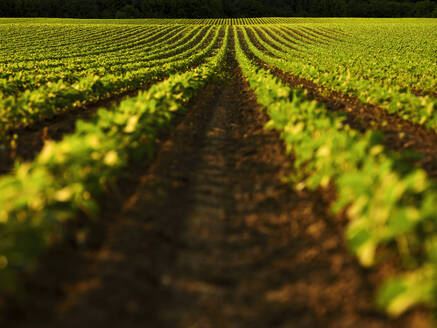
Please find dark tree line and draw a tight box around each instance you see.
[1,0,436,18]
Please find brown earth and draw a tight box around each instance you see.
[244,26,437,180]
[0,48,432,328]
[412,89,437,99]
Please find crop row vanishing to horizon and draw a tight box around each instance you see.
[0,17,436,322]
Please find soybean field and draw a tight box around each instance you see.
[0,17,437,328]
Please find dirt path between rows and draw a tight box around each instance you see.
[2,54,432,328]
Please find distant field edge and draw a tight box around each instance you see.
[0,17,436,25]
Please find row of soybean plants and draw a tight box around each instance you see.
[235,26,437,317]
[1,24,195,64]
[242,22,437,130]
[0,24,153,59]
[0,24,224,138]
[0,25,166,90]
[169,18,350,25]
[0,24,229,296]
[1,25,201,89]
[176,18,301,25]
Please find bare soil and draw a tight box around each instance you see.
[0,50,432,328]
[412,89,437,99]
